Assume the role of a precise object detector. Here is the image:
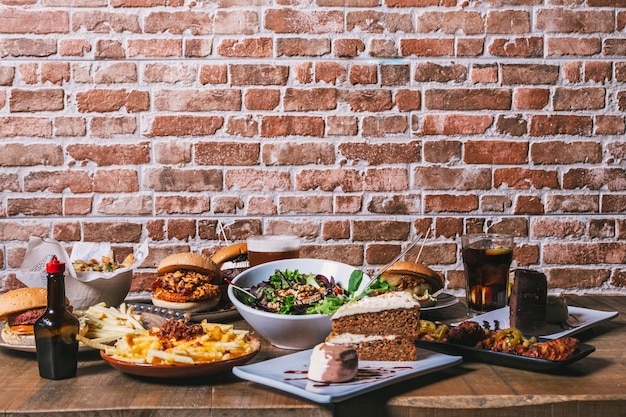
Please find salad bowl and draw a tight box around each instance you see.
[227,258,369,350]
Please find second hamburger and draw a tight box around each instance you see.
[151,252,222,312]
[378,261,444,307]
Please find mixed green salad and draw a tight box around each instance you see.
[235,268,393,315]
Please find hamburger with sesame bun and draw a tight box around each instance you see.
[151,252,222,312]
[210,242,249,282]
[379,261,444,307]
[0,287,71,346]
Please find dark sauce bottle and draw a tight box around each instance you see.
[34,256,79,380]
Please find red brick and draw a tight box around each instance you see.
[0,173,19,192]
[485,10,530,33]
[54,117,87,136]
[72,11,140,33]
[563,168,626,191]
[415,166,491,190]
[370,39,399,58]
[41,62,70,85]
[418,11,484,35]
[284,88,336,111]
[0,221,48,240]
[155,196,210,214]
[247,197,277,215]
[277,38,330,57]
[352,220,410,241]
[144,167,223,192]
[231,64,289,85]
[296,169,362,192]
[185,38,212,58]
[434,218,463,239]
[543,242,626,265]
[59,39,91,57]
[488,37,543,57]
[347,11,413,33]
[97,195,152,215]
[293,62,312,83]
[279,196,333,214]
[501,64,559,84]
[361,115,408,137]
[536,9,614,33]
[315,62,347,84]
[588,219,615,239]
[213,196,243,214]
[339,142,419,165]
[244,89,280,110]
[146,115,223,137]
[327,116,358,136]
[333,39,365,58]
[225,116,258,137]
[264,9,343,33]
[513,87,550,109]
[142,63,193,84]
[400,38,454,57]
[531,218,585,238]
[83,222,142,243]
[127,39,182,57]
[335,195,362,213]
[464,140,528,164]
[18,63,38,84]
[531,141,602,164]
[10,89,64,112]
[7,198,62,216]
[218,37,272,57]
[349,64,377,85]
[0,9,69,34]
[585,61,612,82]
[553,87,606,111]
[424,194,479,213]
[262,142,335,165]
[24,170,92,193]
[514,195,544,214]
[494,168,559,190]
[225,168,291,191]
[604,39,626,56]
[457,38,485,56]
[340,89,393,112]
[93,169,139,192]
[260,116,324,137]
[423,140,461,163]
[2,38,56,57]
[76,89,149,113]
[199,65,227,84]
[529,115,593,136]
[301,244,363,266]
[367,194,421,215]
[195,142,260,166]
[395,89,421,111]
[545,194,599,213]
[381,65,410,86]
[52,222,81,242]
[547,268,610,289]
[546,37,602,56]
[415,62,467,83]
[425,88,511,110]
[322,220,350,240]
[67,142,151,166]
[154,89,240,111]
[470,64,498,83]
[90,116,138,137]
[419,114,493,135]
[495,115,528,136]
[480,195,512,212]
[0,143,62,165]
[602,195,626,213]
[64,197,93,216]
[562,61,581,81]
[154,142,191,165]
[95,40,125,59]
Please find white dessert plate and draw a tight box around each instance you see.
[421,293,459,312]
[232,348,462,403]
[458,306,618,339]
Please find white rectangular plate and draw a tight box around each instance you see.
[459,306,618,339]
[232,348,462,403]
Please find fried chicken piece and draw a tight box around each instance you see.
[522,337,579,361]
[446,321,486,347]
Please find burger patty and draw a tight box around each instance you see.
[7,308,46,326]
[152,270,220,302]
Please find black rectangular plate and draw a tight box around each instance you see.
[414,339,595,372]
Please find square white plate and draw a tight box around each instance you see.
[233,348,462,403]
[459,306,618,339]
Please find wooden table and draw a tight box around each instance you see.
[1,296,624,417]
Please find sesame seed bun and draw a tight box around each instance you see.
[0,288,47,319]
[157,252,219,276]
[380,261,444,294]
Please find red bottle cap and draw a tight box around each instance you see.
[46,256,65,274]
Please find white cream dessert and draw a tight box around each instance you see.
[307,342,358,383]
[331,291,422,319]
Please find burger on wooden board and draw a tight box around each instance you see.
[210,242,250,282]
[0,287,72,346]
[151,252,222,312]
[378,261,444,307]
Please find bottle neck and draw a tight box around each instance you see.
[47,272,67,311]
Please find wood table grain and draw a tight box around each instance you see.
[0,295,624,417]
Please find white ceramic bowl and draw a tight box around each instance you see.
[228,258,369,350]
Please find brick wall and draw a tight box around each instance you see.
[1,0,625,296]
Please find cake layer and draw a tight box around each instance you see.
[331,307,421,338]
[326,332,418,361]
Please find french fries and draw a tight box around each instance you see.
[72,250,135,272]
[78,303,258,365]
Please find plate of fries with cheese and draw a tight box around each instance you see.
[78,303,260,379]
